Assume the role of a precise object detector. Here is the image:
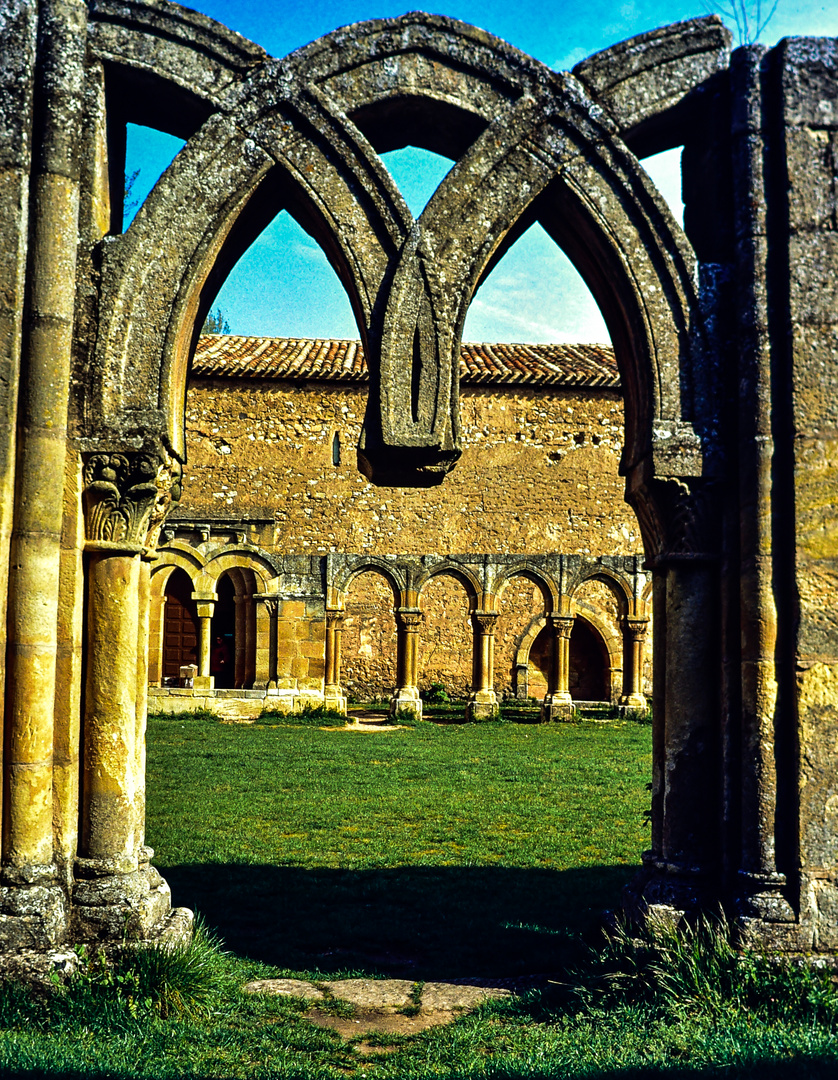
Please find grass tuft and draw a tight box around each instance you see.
[564,909,838,1023]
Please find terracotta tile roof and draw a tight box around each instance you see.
[193,335,620,388]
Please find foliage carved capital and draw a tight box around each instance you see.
[548,614,575,639]
[471,611,498,635]
[396,608,424,631]
[83,451,182,551]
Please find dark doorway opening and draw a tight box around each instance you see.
[162,568,198,681]
[211,574,236,688]
[569,618,610,702]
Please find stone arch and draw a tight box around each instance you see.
[494,565,558,613]
[569,611,621,704]
[341,567,401,701]
[494,569,555,698]
[149,551,205,686]
[53,6,742,950]
[416,564,481,610]
[150,548,204,596]
[569,569,634,621]
[565,613,613,704]
[200,548,278,594]
[418,569,477,699]
[334,561,404,609]
[85,10,715,517]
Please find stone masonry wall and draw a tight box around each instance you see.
[180,376,640,556]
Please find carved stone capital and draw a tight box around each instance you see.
[396,608,424,631]
[83,451,182,552]
[624,617,650,643]
[548,614,575,639]
[258,597,279,618]
[639,477,722,564]
[325,609,345,630]
[471,610,498,635]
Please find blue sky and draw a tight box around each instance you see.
[125,0,838,343]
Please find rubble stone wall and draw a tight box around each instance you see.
[180,377,640,557]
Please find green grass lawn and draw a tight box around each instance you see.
[149,714,650,979]
[1,713,837,1079]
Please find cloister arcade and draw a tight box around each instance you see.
[148,542,651,721]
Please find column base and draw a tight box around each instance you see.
[541,693,575,722]
[390,688,422,721]
[622,852,713,923]
[466,689,499,721]
[324,686,348,715]
[735,870,796,923]
[71,846,192,946]
[0,863,69,951]
[619,692,647,710]
[193,675,215,690]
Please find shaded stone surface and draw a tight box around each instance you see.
[322,979,415,1009]
[243,978,324,1000]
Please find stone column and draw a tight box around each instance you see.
[620,617,649,709]
[324,610,348,714]
[74,451,185,944]
[0,0,88,951]
[234,595,247,688]
[730,47,796,928]
[253,596,276,690]
[193,596,215,690]
[390,608,423,721]
[466,611,500,721]
[542,614,575,721]
[514,662,529,700]
[244,595,256,688]
[658,559,721,903]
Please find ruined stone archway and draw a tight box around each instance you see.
[5,1,838,958]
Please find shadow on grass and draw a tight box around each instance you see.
[157,862,635,980]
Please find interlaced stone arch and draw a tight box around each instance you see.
[85,7,716,521]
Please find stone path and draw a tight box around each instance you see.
[243,976,513,1036]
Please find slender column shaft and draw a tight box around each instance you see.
[471,613,497,693]
[650,572,667,857]
[3,0,87,874]
[244,597,256,687]
[731,48,786,896]
[195,603,214,679]
[82,552,141,864]
[661,562,720,873]
[554,616,575,700]
[135,557,152,854]
[620,618,649,705]
[325,610,345,689]
[234,596,247,688]
[391,608,423,719]
[467,612,500,720]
